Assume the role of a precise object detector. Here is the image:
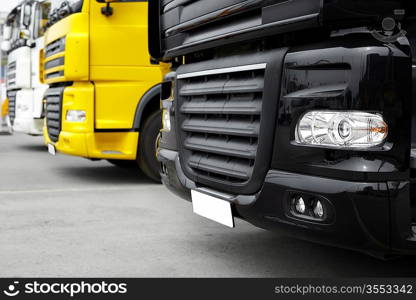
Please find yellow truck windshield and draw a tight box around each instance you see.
[48,0,83,27]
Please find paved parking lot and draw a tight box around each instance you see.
[2,133,416,277]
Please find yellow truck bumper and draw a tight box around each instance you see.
[44,127,139,160]
[43,82,139,160]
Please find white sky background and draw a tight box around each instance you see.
[0,0,22,13]
[0,0,60,13]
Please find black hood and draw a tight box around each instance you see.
[149,0,414,61]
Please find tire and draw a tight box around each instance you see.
[137,110,162,182]
[107,159,136,168]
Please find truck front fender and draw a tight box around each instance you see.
[133,84,161,131]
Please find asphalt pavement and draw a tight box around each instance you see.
[1,133,416,277]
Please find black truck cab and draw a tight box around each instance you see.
[150,0,416,257]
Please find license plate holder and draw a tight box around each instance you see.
[192,190,234,228]
[48,144,56,156]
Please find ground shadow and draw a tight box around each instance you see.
[56,164,158,185]
[17,144,48,152]
[194,229,416,277]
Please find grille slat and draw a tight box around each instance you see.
[7,61,17,87]
[182,117,260,137]
[47,120,60,128]
[44,37,65,81]
[45,57,65,70]
[45,87,65,142]
[180,76,264,96]
[184,135,257,159]
[178,64,265,185]
[45,71,65,80]
[45,38,65,58]
[189,153,252,181]
[7,91,17,125]
[46,105,60,114]
[8,62,16,70]
[46,111,60,119]
[180,94,262,115]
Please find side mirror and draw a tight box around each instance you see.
[22,4,32,28]
[96,0,126,17]
[3,26,12,40]
[1,41,11,52]
[96,0,122,2]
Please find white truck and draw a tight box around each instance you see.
[1,0,50,135]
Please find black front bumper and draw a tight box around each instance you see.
[159,148,416,257]
[157,32,416,257]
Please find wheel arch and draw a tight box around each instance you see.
[133,84,161,131]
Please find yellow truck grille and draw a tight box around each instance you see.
[44,37,66,81]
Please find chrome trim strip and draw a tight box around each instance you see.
[177,63,267,79]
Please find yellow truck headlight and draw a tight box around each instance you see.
[66,110,86,122]
[295,111,388,149]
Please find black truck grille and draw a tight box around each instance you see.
[177,62,268,192]
[45,87,65,142]
[176,48,286,195]
[7,90,17,125]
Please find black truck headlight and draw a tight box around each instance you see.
[161,107,171,132]
[160,79,174,132]
[295,111,388,149]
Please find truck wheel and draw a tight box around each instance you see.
[107,159,136,168]
[137,110,162,182]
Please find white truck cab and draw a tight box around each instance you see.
[1,0,50,135]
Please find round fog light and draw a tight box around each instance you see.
[313,201,325,218]
[294,197,306,214]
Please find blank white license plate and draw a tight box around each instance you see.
[192,190,234,228]
[48,144,56,156]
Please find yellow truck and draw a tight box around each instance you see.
[42,0,168,181]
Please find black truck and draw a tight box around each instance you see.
[150,0,416,258]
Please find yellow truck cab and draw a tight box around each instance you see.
[42,0,168,181]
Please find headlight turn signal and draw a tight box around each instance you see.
[66,110,86,122]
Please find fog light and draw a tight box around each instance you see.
[295,111,388,149]
[313,201,324,218]
[294,197,306,214]
[66,110,86,122]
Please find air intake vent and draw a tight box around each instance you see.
[45,87,65,142]
[7,61,17,87]
[45,37,65,58]
[7,90,17,126]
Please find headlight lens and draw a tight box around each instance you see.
[295,111,388,149]
[160,79,174,132]
[66,110,86,122]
